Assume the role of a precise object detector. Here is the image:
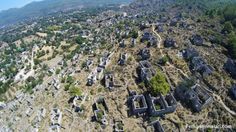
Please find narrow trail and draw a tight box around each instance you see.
[212,93,236,116]
[166,63,190,79]
[151,24,163,56]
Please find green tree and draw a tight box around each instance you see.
[148,70,170,95]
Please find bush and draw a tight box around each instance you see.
[148,70,170,95]
[96,110,104,120]
[56,69,60,74]
[69,86,82,96]
[64,84,70,91]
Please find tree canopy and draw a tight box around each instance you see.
[148,70,170,96]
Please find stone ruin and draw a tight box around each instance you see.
[190,34,204,46]
[105,72,114,90]
[87,51,113,86]
[152,121,164,132]
[93,97,109,125]
[118,53,128,66]
[131,94,148,115]
[138,60,156,82]
[119,39,125,48]
[131,38,136,47]
[139,48,150,60]
[190,56,214,77]
[231,84,236,99]
[50,108,62,132]
[49,78,60,90]
[72,95,85,113]
[114,120,124,132]
[33,108,46,128]
[146,93,177,116]
[224,58,236,79]
[175,84,213,112]
[86,58,93,70]
[182,48,214,77]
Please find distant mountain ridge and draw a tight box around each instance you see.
[129,0,236,10]
[0,0,133,27]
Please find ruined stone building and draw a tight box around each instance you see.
[146,93,177,116]
[138,60,156,82]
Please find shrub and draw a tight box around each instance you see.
[69,86,82,96]
[64,84,70,91]
[96,111,104,120]
[55,69,60,74]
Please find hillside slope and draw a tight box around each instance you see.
[0,0,132,27]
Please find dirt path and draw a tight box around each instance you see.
[166,63,190,79]
[212,93,236,116]
[151,24,163,56]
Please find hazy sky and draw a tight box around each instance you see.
[0,0,42,11]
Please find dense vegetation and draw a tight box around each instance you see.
[222,4,236,59]
[223,4,236,26]
[205,3,236,59]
